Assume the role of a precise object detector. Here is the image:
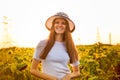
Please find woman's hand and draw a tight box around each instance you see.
[62,65,80,80]
[70,72,80,79]
[61,74,71,80]
[62,72,80,80]
[70,65,80,79]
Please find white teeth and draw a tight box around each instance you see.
[56,28,63,30]
[58,29,62,30]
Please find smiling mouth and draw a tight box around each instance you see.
[55,28,64,31]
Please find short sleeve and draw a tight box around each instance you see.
[33,40,47,61]
[70,61,80,67]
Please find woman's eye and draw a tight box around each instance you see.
[55,22,59,24]
[62,22,66,25]
[55,21,66,25]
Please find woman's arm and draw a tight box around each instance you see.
[62,65,80,80]
[30,59,58,80]
[70,65,80,78]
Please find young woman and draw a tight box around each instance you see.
[30,12,80,80]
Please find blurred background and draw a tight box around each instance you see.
[0,0,120,48]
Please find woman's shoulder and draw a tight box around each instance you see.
[37,39,48,47]
[39,39,48,44]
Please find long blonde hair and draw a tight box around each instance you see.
[40,18,78,63]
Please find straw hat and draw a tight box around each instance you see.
[45,12,75,32]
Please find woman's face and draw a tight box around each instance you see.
[54,18,67,34]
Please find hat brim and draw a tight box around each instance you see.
[45,15,75,32]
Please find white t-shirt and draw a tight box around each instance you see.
[33,40,79,80]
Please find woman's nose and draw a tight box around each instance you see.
[58,23,62,26]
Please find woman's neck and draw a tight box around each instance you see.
[55,34,64,42]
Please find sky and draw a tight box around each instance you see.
[0,0,120,47]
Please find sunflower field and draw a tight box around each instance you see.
[0,44,120,80]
